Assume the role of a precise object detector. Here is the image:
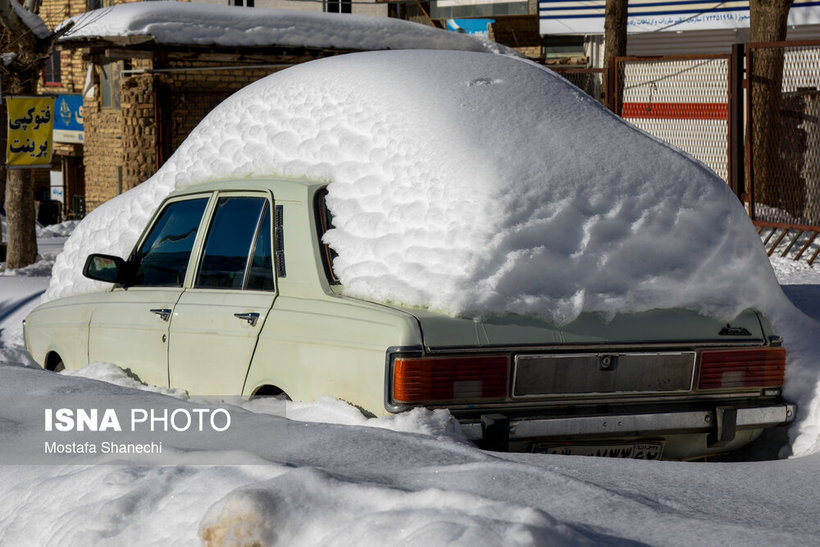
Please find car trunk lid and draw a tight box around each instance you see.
[406,308,767,350]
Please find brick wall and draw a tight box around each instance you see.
[80,59,291,212]
[121,74,156,191]
[82,95,124,211]
[160,62,284,150]
[39,0,89,95]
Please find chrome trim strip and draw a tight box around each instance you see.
[234,312,260,327]
[736,404,796,427]
[383,346,424,414]
[424,340,766,355]
[434,391,767,411]
[150,308,172,322]
[459,404,796,441]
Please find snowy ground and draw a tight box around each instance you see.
[773,257,820,323]
[2,49,820,545]
[0,224,819,545]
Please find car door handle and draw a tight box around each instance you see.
[150,308,172,321]
[234,312,260,327]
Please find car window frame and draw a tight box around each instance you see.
[189,190,278,294]
[126,192,214,290]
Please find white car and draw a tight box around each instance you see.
[24,176,795,460]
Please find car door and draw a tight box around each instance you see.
[168,193,277,395]
[88,196,210,388]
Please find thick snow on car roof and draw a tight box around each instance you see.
[47,49,780,326]
[57,1,503,53]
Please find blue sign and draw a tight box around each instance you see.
[53,94,84,143]
[446,19,494,37]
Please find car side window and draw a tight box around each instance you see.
[132,198,208,287]
[195,196,273,290]
[246,206,274,291]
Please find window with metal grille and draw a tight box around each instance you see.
[86,0,116,9]
[326,0,351,13]
[43,50,61,87]
[99,59,131,110]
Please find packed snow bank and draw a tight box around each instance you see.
[47,50,782,324]
[2,219,78,277]
[61,362,189,399]
[198,467,596,546]
[59,2,505,54]
[243,395,469,443]
[61,362,469,443]
[36,220,80,239]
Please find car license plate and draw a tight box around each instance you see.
[535,441,663,460]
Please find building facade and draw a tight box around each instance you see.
[37,0,395,217]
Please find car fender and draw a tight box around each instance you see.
[25,295,97,371]
[243,296,422,416]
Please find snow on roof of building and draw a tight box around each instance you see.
[47,49,781,328]
[57,1,505,53]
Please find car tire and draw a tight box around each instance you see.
[252,386,290,400]
[47,354,65,373]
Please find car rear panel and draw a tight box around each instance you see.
[385,307,793,459]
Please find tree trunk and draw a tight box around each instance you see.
[5,169,37,267]
[604,0,627,64]
[3,61,42,268]
[4,16,40,266]
[604,0,627,112]
[749,0,793,212]
[0,0,59,268]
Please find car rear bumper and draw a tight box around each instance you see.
[459,403,796,452]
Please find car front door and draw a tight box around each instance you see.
[168,194,277,395]
[88,196,210,387]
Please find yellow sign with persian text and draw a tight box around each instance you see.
[6,96,55,168]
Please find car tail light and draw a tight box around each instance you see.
[697,347,786,390]
[392,355,509,404]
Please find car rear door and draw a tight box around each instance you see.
[168,193,277,395]
[88,196,211,387]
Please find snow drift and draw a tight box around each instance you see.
[47,49,781,327]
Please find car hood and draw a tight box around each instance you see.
[403,308,769,350]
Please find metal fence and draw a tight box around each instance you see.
[552,67,607,103]
[616,55,733,183]
[555,55,740,188]
[747,41,820,229]
[555,44,820,263]
[747,41,820,263]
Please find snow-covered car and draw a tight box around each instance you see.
[25,176,794,460]
[24,49,797,460]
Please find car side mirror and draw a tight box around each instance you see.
[83,254,129,285]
